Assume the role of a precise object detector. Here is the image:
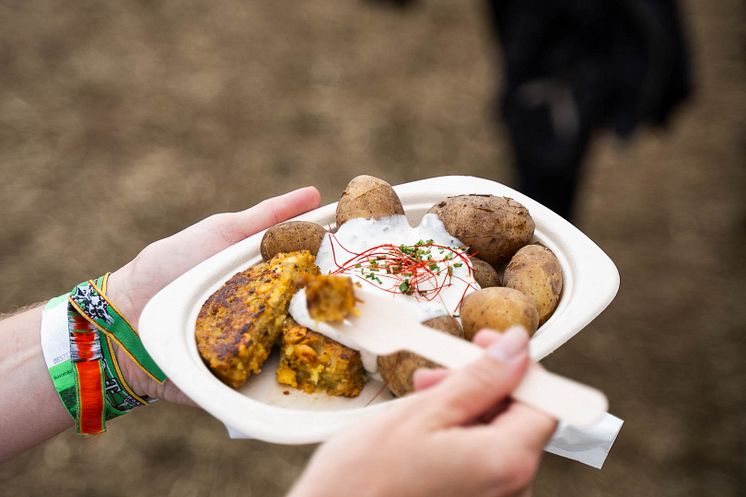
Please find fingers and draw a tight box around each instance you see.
[419,327,530,427]
[129,186,321,293]
[225,186,321,243]
[492,402,558,452]
[412,368,449,391]
[459,402,554,492]
[412,328,510,392]
[473,328,502,348]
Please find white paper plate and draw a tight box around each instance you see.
[139,175,619,444]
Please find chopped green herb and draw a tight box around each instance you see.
[399,279,412,294]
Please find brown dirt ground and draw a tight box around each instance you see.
[0,1,744,496]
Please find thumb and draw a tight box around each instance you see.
[420,326,530,427]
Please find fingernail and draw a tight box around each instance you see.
[487,326,528,363]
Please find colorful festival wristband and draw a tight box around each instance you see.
[68,305,106,434]
[68,278,166,383]
[42,273,165,435]
[93,274,153,413]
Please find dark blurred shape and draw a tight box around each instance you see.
[488,0,691,219]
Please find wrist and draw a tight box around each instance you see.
[99,267,159,400]
[106,265,139,326]
[96,266,191,405]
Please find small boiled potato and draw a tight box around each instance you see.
[503,244,563,325]
[378,315,463,397]
[336,175,404,227]
[260,221,327,261]
[460,287,539,340]
[470,257,501,288]
[427,195,534,266]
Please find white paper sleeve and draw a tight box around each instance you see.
[544,413,624,468]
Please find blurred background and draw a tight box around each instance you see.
[0,0,743,496]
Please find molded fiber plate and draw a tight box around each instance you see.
[139,176,619,444]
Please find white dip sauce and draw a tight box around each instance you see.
[288,213,480,374]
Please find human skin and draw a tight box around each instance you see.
[0,187,322,461]
[288,327,556,497]
[0,186,556,497]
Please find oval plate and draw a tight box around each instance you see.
[138,175,619,443]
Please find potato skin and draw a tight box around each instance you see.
[503,245,563,325]
[470,257,501,288]
[378,315,463,397]
[460,287,539,340]
[336,175,405,227]
[260,221,327,261]
[428,195,534,265]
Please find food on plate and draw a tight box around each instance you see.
[470,257,501,288]
[195,250,318,388]
[195,174,563,399]
[503,244,563,324]
[459,287,539,340]
[335,175,405,227]
[312,200,478,396]
[276,318,366,397]
[427,195,535,265]
[377,315,463,397]
[298,274,360,322]
[260,221,327,261]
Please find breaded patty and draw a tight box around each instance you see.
[195,250,318,388]
[276,318,367,397]
[299,274,359,322]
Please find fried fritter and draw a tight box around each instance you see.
[297,274,359,322]
[276,318,367,397]
[195,250,318,388]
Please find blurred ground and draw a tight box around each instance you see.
[0,1,744,496]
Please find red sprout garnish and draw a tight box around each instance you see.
[325,236,479,314]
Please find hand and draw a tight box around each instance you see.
[104,187,321,404]
[289,327,557,497]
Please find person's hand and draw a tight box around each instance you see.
[104,187,321,404]
[289,327,557,497]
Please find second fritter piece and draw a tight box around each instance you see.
[195,250,318,388]
[276,318,367,397]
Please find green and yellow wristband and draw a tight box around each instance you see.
[40,273,166,435]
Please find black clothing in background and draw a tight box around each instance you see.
[487,0,691,220]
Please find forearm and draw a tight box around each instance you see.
[0,267,174,463]
[0,305,73,462]
[0,187,321,462]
